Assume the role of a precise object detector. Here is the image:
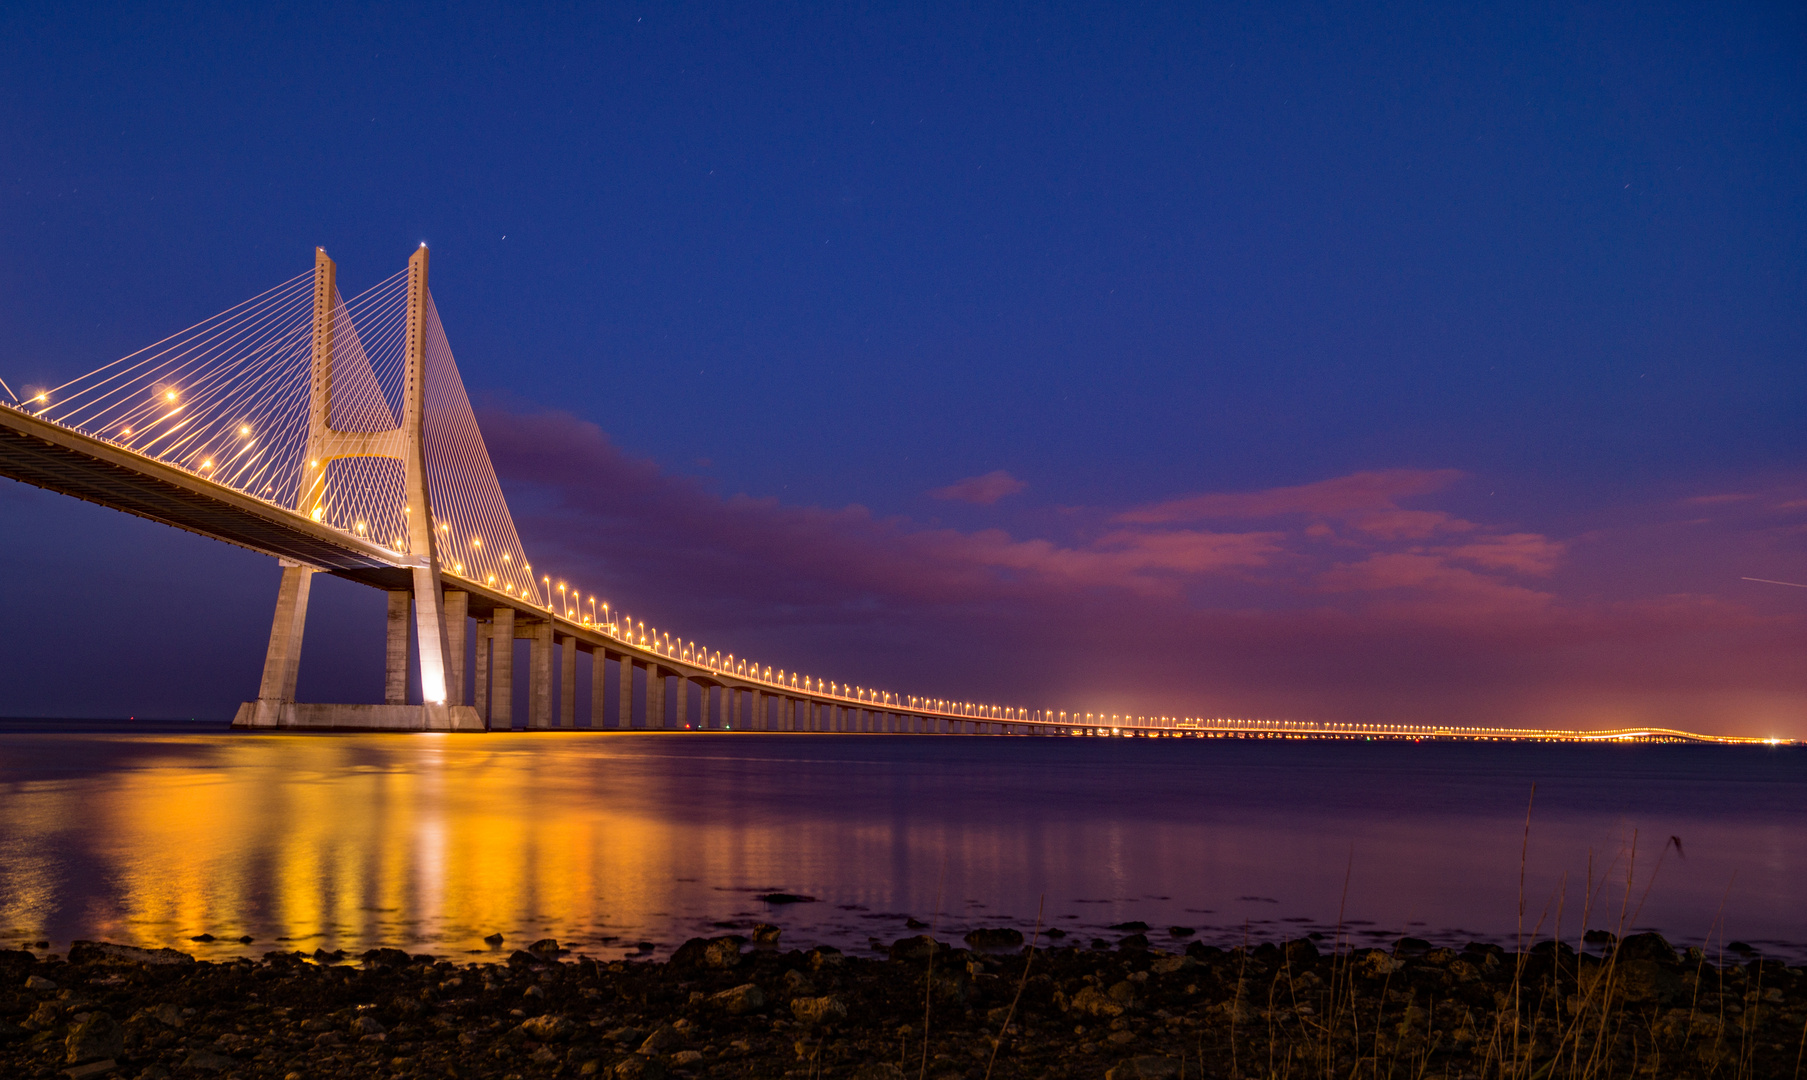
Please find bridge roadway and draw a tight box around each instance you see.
[0,399,1781,745]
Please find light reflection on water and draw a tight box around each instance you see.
[0,731,1801,962]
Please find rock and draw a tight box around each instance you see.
[130,1003,183,1029]
[236,935,253,944]
[312,948,345,964]
[1393,937,1432,956]
[1618,960,1683,1004]
[1106,1056,1181,1079]
[68,942,195,967]
[1167,926,1195,938]
[783,969,818,996]
[904,917,928,929]
[1148,955,1195,975]
[851,1066,906,1080]
[63,1060,117,1079]
[25,974,56,990]
[529,938,563,958]
[182,1049,233,1072]
[361,947,411,968]
[1068,986,1125,1019]
[65,1013,124,1063]
[671,936,743,968]
[1118,934,1150,950]
[351,1014,387,1037]
[1358,950,1403,977]
[530,1046,561,1064]
[963,927,1024,950]
[790,996,848,1025]
[670,1050,704,1065]
[1219,999,1261,1025]
[1616,932,1678,965]
[603,1027,645,1045]
[190,934,215,943]
[754,893,817,904]
[484,933,505,947]
[888,935,943,961]
[524,984,546,999]
[807,945,843,968]
[520,1014,576,1041]
[638,1025,682,1055]
[711,983,766,1014]
[1108,921,1149,932]
[1045,927,1067,939]
[751,923,782,948]
[614,1057,667,1080]
[1284,938,1320,964]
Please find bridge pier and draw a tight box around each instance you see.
[490,608,515,728]
[445,591,468,706]
[590,648,608,728]
[527,619,554,728]
[615,654,633,728]
[473,621,490,724]
[559,634,576,727]
[238,563,315,727]
[385,590,411,704]
[648,665,667,728]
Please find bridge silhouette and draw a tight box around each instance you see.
[0,248,1771,744]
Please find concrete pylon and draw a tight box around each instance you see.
[236,247,479,731]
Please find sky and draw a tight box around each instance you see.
[1,1,1803,736]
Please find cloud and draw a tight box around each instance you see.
[929,470,1026,505]
[477,407,1804,736]
[1116,468,1464,524]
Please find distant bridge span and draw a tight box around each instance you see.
[0,249,1781,745]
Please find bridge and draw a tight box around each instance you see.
[0,248,1781,744]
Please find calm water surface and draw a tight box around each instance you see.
[0,728,1801,962]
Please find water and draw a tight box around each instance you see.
[1,727,1802,963]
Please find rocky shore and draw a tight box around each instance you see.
[1,929,1801,1079]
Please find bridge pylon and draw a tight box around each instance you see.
[233,246,480,732]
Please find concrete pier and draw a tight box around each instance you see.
[559,635,576,727]
[385,590,410,704]
[490,607,514,728]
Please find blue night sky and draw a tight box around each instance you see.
[3,1,1804,736]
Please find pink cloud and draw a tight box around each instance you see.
[929,470,1026,505]
[477,407,1805,737]
[1116,468,1464,523]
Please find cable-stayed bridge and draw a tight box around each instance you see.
[0,248,1773,744]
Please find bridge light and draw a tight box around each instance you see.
[239,425,251,436]
[471,537,482,547]
[165,391,176,402]
[200,459,213,469]
[310,507,324,521]
[454,563,463,572]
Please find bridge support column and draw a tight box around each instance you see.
[385,590,411,704]
[559,634,576,727]
[491,608,515,728]
[615,654,633,728]
[473,621,490,724]
[242,563,314,726]
[590,648,608,728]
[646,666,665,728]
[527,619,554,728]
[444,591,468,707]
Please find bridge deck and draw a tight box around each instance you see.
[0,404,411,590]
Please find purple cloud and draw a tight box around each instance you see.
[929,470,1026,505]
